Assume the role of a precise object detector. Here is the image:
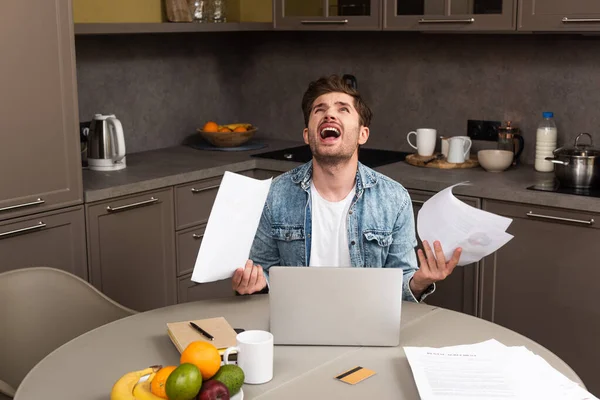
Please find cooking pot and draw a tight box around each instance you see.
[545,132,600,189]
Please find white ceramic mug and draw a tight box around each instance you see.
[440,136,450,158]
[223,330,274,384]
[407,128,437,157]
[447,137,472,163]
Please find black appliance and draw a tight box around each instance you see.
[251,145,410,168]
[527,179,600,199]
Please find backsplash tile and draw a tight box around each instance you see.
[75,31,600,164]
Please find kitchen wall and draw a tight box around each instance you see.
[75,31,600,163]
[75,33,241,153]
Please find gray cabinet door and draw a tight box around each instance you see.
[175,176,222,230]
[519,0,600,31]
[87,188,176,312]
[176,224,206,277]
[0,206,87,279]
[178,274,236,303]
[385,0,516,31]
[408,189,480,316]
[274,0,381,30]
[0,0,82,222]
[480,200,600,394]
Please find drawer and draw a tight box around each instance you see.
[177,273,236,303]
[175,176,222,230]
[176,224,205,277]
[0,205,87,279]
[408,188,481,208]
[483,200,599,230]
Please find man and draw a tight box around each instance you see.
[232,75,462,302]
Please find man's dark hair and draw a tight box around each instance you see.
[301,75,373,128]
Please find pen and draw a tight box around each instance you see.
[189,322,214,341]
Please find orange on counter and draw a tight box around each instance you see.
[202,121,219,132]
[151,365,177,398]
[180,341,221,380]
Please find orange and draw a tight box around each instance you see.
[180,341,221,380]
[218,126,232,133]
[203,121,218,132]
[233,126,247,132]
[151,365,177,399]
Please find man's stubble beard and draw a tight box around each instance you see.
[308,129,359,168]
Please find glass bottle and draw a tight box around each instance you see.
[210,0,227,23]
[189,0,208,22]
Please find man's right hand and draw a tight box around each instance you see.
[232,259,267,295]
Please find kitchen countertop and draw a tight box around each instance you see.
[83,139,600,213]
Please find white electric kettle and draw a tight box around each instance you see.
[87,114,126,171]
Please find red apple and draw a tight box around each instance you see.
[197,379,230,400]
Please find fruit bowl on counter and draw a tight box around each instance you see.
[197,122,257,148]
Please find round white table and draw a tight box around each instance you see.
[15,295,584,399]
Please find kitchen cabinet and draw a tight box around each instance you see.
[178,274,236,303]
[86,188,176,312]
[0,206,87,279]
[274,0,382,30]
[0,0,82,222]
[519,0,600,31]
[408,189,480,316]
[384,0,516,31]
[480,199,600,395]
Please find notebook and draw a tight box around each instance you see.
[167,317,237,354]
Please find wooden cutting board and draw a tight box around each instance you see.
[405,153,479,169]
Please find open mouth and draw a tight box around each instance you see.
[319,125,342,140]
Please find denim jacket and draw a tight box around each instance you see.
[249,160,435,302]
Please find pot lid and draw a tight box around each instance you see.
[554,133,600,157]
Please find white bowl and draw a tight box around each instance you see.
[477,150,514,172]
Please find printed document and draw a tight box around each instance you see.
[404,339,598,400]
[416,182,514,265]
[191,171,272,283]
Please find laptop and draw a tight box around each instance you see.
[268,267,403,347]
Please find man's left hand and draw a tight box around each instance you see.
[410,240,462,297]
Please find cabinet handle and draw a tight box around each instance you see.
[192,233,204,240]
[106,197,159,212]
[411,199,426,205]
[418,18,475,24]
[0,221,46,238]
[0,198,45,213]
[190,185,220,194]
[526,211,594,226]
[562,17,600,23]
[300,19,349,25]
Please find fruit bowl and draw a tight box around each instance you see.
[197,124,257,148]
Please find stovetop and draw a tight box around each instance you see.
[251,145,410,168]
[527,179,600,198]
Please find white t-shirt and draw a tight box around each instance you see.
[309,181,355,267]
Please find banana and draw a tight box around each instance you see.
[110,365,161,400]
[133,378,164,400]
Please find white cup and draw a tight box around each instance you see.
[407,129,437,157]
[223,330,273,384]
[447,137,472,163]
[440,136,450,158]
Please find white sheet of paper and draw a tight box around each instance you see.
[416,182,514,265]
[191,171,272,283]
[404,340,598,400]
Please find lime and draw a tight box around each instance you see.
[165,363,202,400]
[212,364,244,395]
